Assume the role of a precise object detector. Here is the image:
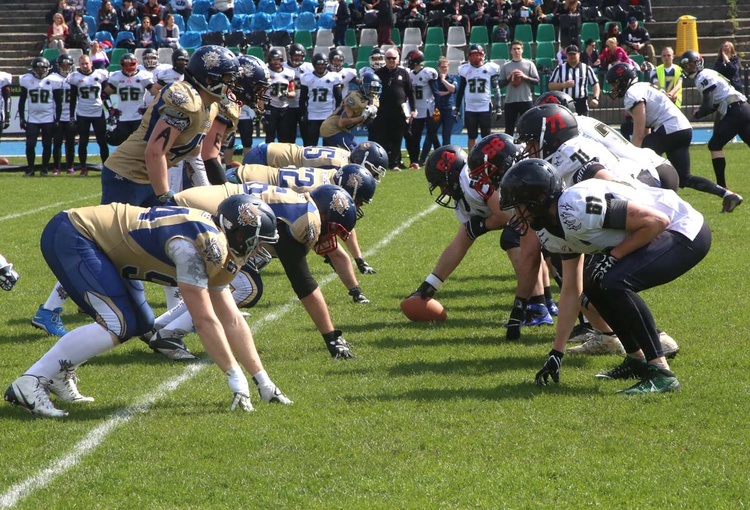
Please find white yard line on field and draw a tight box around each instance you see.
[0,195,101,222]
[0,203,440,509]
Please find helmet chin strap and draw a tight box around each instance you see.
[539,116,547,158]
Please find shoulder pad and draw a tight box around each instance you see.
[162,81,201,113]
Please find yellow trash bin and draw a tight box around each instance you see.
[676,15,699,56]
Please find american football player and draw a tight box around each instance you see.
[263,48,296,143]
[68,54,110,175]
[404,50,440,168]
[329,48,358,88]
[284,43,313,145]
[18,57,60,177]
[48,54,76,174]
[102,53,155,146]
[0,68,12,154]
[300,52,343,146]
[319,71,380,151]
[455,44,502,152]
[243,142,351,168]
[350,141,388,182]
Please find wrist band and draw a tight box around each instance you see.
[425,273,443,290]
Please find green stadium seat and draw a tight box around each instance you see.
[43,48,60,62]
[491,42,508,60]
[357,45,373,63]
[535,41,555,60]
[425,26,445,46]
[110,48,128,65]
[391,27,401,46]
[424,60,439,70]
[346,28,357,47]
[294,30,313,49]
[424,43,442,62]
[534,57,554,72]
[246,46,265,59]
[605,21,622,35]
[580,22,600,46]
[107,63,121,72]
[356,61,368,72]
[523,41,532,58]
[513,24,533,44]
[469,26,489,46]
[535,24,555,43]
[629,53,645,66]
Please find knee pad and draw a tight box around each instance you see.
[499,225,521,252]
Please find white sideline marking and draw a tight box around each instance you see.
[0,203,440,509]
[0,195,101,222]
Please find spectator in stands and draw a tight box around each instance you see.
[713,41,743,93]
[598,36,635,70]
[398,0,427,33]
[156,13,181,48]
[535,0,558,28]
[208,0,234,22]
[141,0,166,26]
[556,0,580,15]
[556,0,580,47]
[118,0,140,34]
[48,13,69,51]
[603,21,621,48]
[580,37,600,68]
[97,0,119,36]
[370,0,395,46]
[498,40,539,135]
[468,0,489,28]
[487,0,511,41]
[650,46,682,106]
[66,0,86,15]
[66,11,90,51]
[433,56,458,145]
[548,44,600,116]
[169,0,193,23]
[333,0,351,47]
[511,0,535,40]
[89,40,110,69]
[46,0,76,25]
[621,16,655,65]
[444,0,470,37]
[136,16,159,49]
[620,0,654,23]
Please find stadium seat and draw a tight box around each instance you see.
[534,57,554,72]
[192,0,211,16]
[424,60,438,70]
[469,26,489,46]
[490,42,509,60]
[337,46,355,66]
[179,32,203,49]
[317,13,335,30]
[629,53,645,66]
[446,26,466,47]
[187,14,209,33]
[295,11,317,33]
[356,46,373,63]
[231,14,246,30]
[94,31,115,48]
[605,21,622,35]
[208,12,231,32]
[249,13,273,32]
[346,28,357,48]
[173,14,186,32]
[581,22,600,46]
[402,44,420,58]
[523,41,532,58]
[315,29,335,48]
[257,0,277,14]
[403,27,423,47]
[107,63,120,72]
[359,28,378,47]
[83,15,97,38]
[535,41,555,60]
[446,45,465,62]
[278,0,299,14]
[536,24,555,43]
[425,26,445,46]
[299,0,317,14]
[513,24,533,44]
[86,0,101,15]
[134,48,146,60]
[294,28,314,49]
[66,48,84,63]
[246,46,265,59]
[312,45,331,57]
[110,48,127,64]
[424,43,442,62]
[391,27,401,46]
[448,59,460,74]
[43,48,60,62]
[272,12,294,32]
[158,47,173,64]
[235,0,256,15]
[356,61,368,73]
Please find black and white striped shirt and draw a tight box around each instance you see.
[549,63,599,100]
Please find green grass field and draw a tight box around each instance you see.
[0,145,749,509]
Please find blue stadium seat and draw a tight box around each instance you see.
[114,30,135,48]
[295,11,317,32]
[187,14,209,33]
[317,12,335,30]
[173,13,186,32]
[257,0,277,15]
[249,12,273,32]
[86,0,102,15]
[83,15,97,38]
[94,30,115,48]
[299,0,318,14]
[272,12,294,32]
[235,0,256,15]
[278,0,299,14]
[207,12,231,32]
[192,0,211,17]
[231,14,246,30]
[179,32,202,49]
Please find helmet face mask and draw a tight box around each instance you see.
[172,49,189,74]
[120,53,138,76]
[350,141,388,182]
[287,43,306,68]
[605,63,637,99]
[312,53,328,76]
[424,145,468,208]
[233,55,271,114]
[328,49,344,72]
[499,158,564,236]
[56,54,74,76]
[310,185,357,255]
[185,45,239,100]
[515,104,579,159]
[405,50,425,70]
[31,57,51,79]
[333,164,377,219]
[267,49,284,72]
[369,49,385,69]
[359,72,382,99]
[142,49,159,71]
[215,195,279,264]
[468,45,485,67]
[680,50,704,79]
[467,133,523,197]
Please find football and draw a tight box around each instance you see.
[511,71,523,87]
[0,157,9,165]
[400,295,447,322]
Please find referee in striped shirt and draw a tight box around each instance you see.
[548,45,601,116]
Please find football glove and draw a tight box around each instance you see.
[230,393,254,412]
[362,104,377,120]
[355,258,376,274]
[348,285,370,304]
[108,107,121,119]
[585,252,619,288]
[2,118,10,130]
[464,216,489,241]
[493,105,503,121]
[256,384,293,405]
[0,256,19,291]
[535,349,563,386]
[322,329,354,359]
[226,366,254,411]
[156,190,175,206]
[410,280,437,300]
[19,119,27,131]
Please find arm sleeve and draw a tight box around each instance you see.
[275,227,319,299]
[69,84,78,119]
[299,85,309,110]
[204,157,228,185]
[53,89,63,122]
[333,84,343,108]
[455,76,467,109]
[18,88,27,121]
[2,86,10,118]
[694,87,717,118]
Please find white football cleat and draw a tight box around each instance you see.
[48,368,94,403]
[567,332,625,355]
[4,375,68,417]
[659,331,680,359]
[258,384,293,405]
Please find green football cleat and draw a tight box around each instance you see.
[617,365,681,395]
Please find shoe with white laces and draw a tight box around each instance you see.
[48,367,94,403]
[4,375,68,417]
[149,330,196,360]
[595,356,648,380]
[721,192,743,213]
[567,332,624,355]
[659,331,680,359]
[257,384,293,405]
[31,305,68,336]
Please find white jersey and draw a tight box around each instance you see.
[410,67,438,118]
[547,135,643,188]
[301,71,341,121]
[694,68,747,118]
[285,62,313,109]
[537,179,704,256]
[0,71,11,124]
[239,104,255,121]
[623,82,691,134]
[154,67,184,86]
[458,62,501,112]
[106,70,154,122]
[19,73,60,124]
[336,67,358,90]
[576,115,662,185]
[265,66,296,109]
[454,165,493,223]
[141,63,171,107]
[47,73,73,122]
[68,69,109,118]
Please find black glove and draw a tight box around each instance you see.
[410,280,437,299]
[108,107,121,118]
[322,329,354,359]
[156,190,175,206]
[535,349,563,386]
[452,106,460,120]
[19,119,27,131]
[262,111,272,126]
[137,106,148,115]
[354,258,376,274]
[493,105,503,121]
[348,285,370,304]
[584,252,619,288]
[2,117,9,130]
[464,216,489,241]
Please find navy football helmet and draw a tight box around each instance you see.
[310,184,357,255]
[267,48,284,72]
[515,104,579,158]
[172,48,190,74]
[500,158,564,236]
[333,164,377,219]
[31,57,51,79]
[606,63,638,99]
[142,48,159,71]
[360,72,382,99]
[534,91,576,112]
[424,144,468,208]
[233,54,271,114]
[467,133,523,197]
[214,194,279,264]
[287,43,306,68]
[369,47,385,69]
[312,52,328,75]
[185,45,239,99]
[350,141,388,182]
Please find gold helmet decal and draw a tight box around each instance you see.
[237,202,261,227]
[330,190,351,214]
[202,50,221,69]
[346,173,363,191]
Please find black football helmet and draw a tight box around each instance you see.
[515,104,579,158]
[120,52,138,77]
[310,184,358,255]
[312,52,328,76]
[606,63,638,99]
[425,144,468,208]
[359,72,382,99]
[214,194,279,264]
[287,43,306,68]
[333,164,377,219]
[369,47,385,69]
[467,133,523,197]
[31,57,51,79]
[185,45,239,99]
[468,44,485,67]
[534,91,576,113]
[233,54,271,114]
[267,48,284,72]
[499,158,564,236]
[404,49,425,70]
[172,48,190,74]
[328,48,345,72]
[142,48,159,71]
[56,53,74,76]
[350,141,388,182]
[680,50,704,79]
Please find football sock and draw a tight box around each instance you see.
[712,157,726,188]
[152,301,188,332]
[27,323,115,378]
[543,286,553,301]
[164,286,183,311]
[529,295,545,305]
[159,311,194,338]
[43,282,68,310]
